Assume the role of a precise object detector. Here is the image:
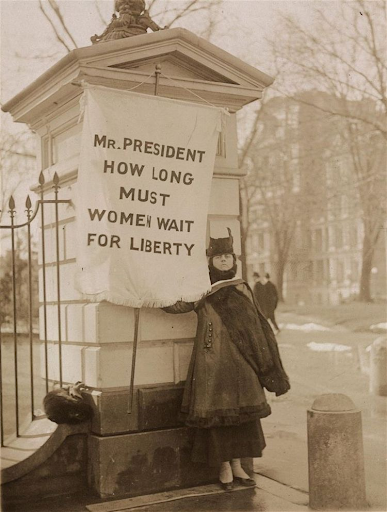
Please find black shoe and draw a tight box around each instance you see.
[233,476,256,487]
[220,481,234,491]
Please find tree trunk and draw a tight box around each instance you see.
[239,182,249,281]
[274,253,287,302]
[358,232,374,302]
[239,224,248,281]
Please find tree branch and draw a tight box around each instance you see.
[47,0,78,49]
[38,0,71,53]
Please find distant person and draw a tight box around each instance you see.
[263,273,280,333]
[253,272,265,308]
[253,272,280,333]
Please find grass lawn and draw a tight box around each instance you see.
[278,301,386,332]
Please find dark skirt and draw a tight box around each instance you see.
[191,419,266,467]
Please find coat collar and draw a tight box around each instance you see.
[207,277,244,297]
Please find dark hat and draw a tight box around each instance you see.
[253,272,260,278]
[265,273,270,279]
[207,228,234,257]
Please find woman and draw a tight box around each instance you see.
[163,229,290,490]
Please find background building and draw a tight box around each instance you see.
[246,92,386,304]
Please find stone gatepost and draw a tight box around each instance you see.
[3,28,273,497]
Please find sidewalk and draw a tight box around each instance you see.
[84,476,309,512]
[260,311,386,511]
[4,474,309,512]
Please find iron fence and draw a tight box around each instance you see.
[0,172,70,445]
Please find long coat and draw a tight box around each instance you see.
[253,281,278,318]
[164,278,289,429]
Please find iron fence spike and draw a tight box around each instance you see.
[39,171,45,186]
[9,196,15,210]
[26,196,32,209]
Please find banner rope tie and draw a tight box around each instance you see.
[126,72,155,91]
[160,72,228,111]
[72,73,155,92]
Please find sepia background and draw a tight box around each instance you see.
[0,1,386,511]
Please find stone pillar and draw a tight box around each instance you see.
[2,28,273,497]
[307,393,367,510]
[369,336,387,396]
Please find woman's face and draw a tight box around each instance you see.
[212,253,234,271]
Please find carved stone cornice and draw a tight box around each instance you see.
[2,28,274,125]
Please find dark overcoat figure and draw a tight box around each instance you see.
[164,230,289,490]
[253,273,280,332]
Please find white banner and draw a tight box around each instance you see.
[75,86,225,308]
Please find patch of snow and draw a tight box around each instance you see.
[282,322,332,332]
[370,322,387,331]
[307,341,351,352]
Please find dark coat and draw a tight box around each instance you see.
[253,281,278,317]
[164,278,289,428]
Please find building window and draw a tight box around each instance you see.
[292,167,301,193]
[314,229,323,252]
[324,227,329,251]
[248,208,256,223]
[337,260,345,282]
[290,261,298,280]
[291,143,299,160]
[305,230,312,250]
[288,105,299,127]
[350,225,358,247]
[336,227,343,249]
[258,233,265,250]
[252,234,259,251]
[341,195,349,217]
[351,259,359,280]
[315,260,324,283]
[304,261,313,281]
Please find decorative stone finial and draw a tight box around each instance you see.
[91,0,164,44]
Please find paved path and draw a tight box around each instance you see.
[259,315,386,511]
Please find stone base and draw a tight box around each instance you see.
[88,384,185,436]
[86,383,253,498]
[88,427,218,498]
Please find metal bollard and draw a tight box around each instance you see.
[307,394,367,510]
[369,336,387,396]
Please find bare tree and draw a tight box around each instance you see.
[238,98,267,281]
[36,0,223,53]
[344,121,386,301]
[271,0,386,138]
[268,0,387,301]
[0,125,35,223]
[238,93,302,298]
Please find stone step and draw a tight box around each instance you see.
[1,418,56,470]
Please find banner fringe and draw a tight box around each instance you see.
[80,289,210,309]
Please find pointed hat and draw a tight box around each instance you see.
[206,227,234,257]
